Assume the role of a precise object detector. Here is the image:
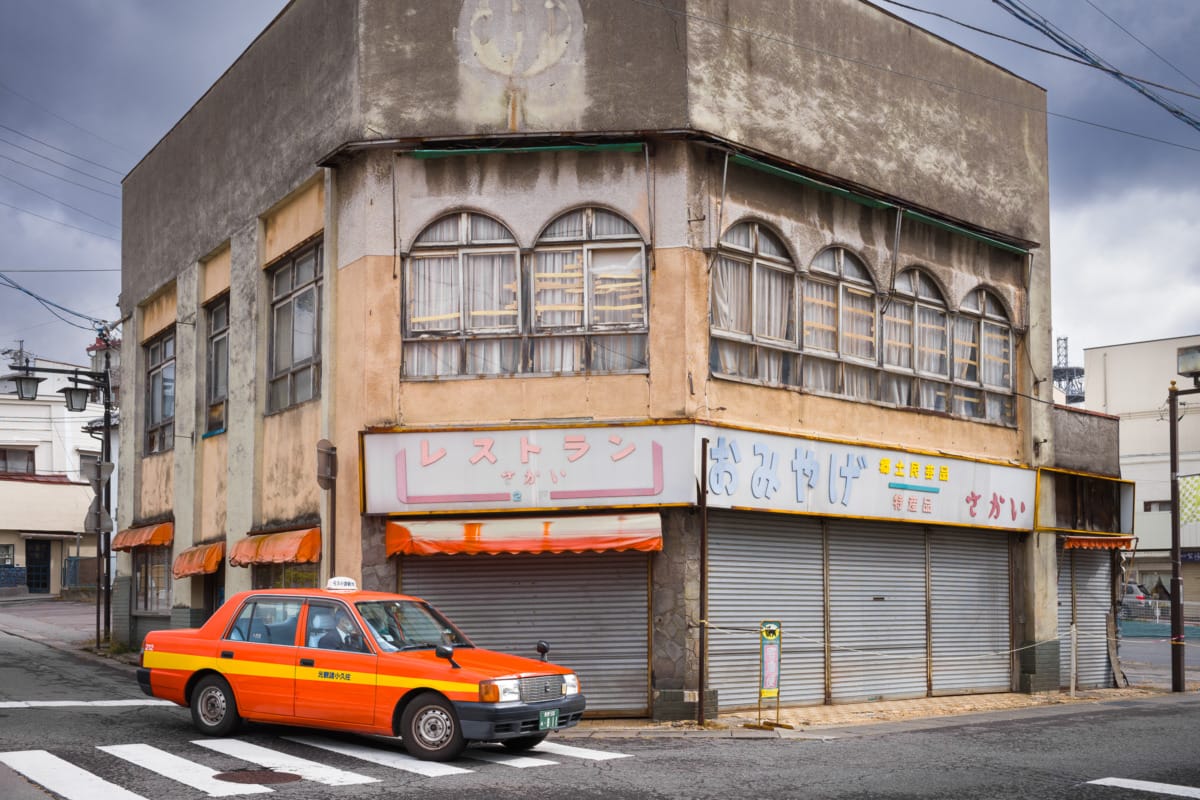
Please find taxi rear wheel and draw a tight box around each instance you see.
[501,732,549,752]
[191,675,241,736]
[400,692,465,761]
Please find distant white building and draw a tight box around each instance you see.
[0,353,118,597]
[1082,334,1200,594]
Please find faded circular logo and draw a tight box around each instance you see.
[458,0,583,79]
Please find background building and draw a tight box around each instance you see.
[1082,335,1200,594]
[115,0,1130,717]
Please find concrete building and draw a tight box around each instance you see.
[115,0,1131,717]
[0,354,115,597]
[1082,335,1200,594]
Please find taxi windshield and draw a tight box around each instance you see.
[356,599,474,653]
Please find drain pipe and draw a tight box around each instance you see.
[697,437,710,725]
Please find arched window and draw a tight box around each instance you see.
[404,212,520,377]
[882,269,949,412]
[803,247,877,399]
[532,207,648,373]
[710,221,800,385]
[954,287,1014,424]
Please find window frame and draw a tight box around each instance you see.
[0,543,13,566]
[205,293,230,433]
[0,447,35,476]
[132,546,171,614]
[267,240,323,413]
[144,329,176,455]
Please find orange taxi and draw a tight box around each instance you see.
[136,577,585,761]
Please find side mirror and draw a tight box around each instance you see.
[536,640,550,662]
[436,643,461,669]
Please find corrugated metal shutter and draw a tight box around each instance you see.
[707,511,825,710]
[400,551,649,714]
[1058,547,1113,689]
[828,522,927,702]
[929,531,1011,694]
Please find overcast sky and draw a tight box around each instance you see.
[0,0,1197,377]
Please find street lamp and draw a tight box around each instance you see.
[4,333,115,648]
[1168,344,1200,693]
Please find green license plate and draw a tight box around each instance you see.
[538,708,559,730]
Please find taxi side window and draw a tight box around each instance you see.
[305,602,368,652]
[225,599,302,645]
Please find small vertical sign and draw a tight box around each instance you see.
[759,620,781,699]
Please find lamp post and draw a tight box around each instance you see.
[5,334,114,647]
[1168,344,1200,693]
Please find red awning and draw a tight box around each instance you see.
[172,542,225,578]
[111,523,174,551]
[1062,535,1134,550]
[386,513,663,557]
[228,528,321,567]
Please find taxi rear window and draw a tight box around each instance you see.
[226,598,303,645]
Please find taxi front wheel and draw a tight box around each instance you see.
[191,675,242,736]
[400,692,465,761]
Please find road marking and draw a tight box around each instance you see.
[465,749,559,768]
[0,749,148,800]
[99,743,272,797]
[533,741,632,760]
[1089,778,1200,798]
[193,739,378,785]
[0,699,174,708]
[285,735,473,777]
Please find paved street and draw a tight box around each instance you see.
[3,600,1200,798]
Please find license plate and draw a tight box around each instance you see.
[538,708,559,730]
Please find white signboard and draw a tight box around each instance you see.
[361,424,698,514]
[361,423,1035,530]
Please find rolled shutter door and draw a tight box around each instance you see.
[929,531,1011,693]
[401,551,649,714]
[1058,548,1113,689]
[706,511,825,710]
[828,522,927,702]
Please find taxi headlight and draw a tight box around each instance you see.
[563,674,580,696]
[479,679,521,703]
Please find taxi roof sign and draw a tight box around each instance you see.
[326,576,358,592]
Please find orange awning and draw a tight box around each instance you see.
[228,528,321,567]
[111,522,174,551]
[1062,535,1134,550]
[172,542,225,578]
[386,513,663,557]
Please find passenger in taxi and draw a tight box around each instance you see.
[316,608,367,652]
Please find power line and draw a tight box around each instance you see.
[0,171,121,230]
[1083,0,1200,92]
[0,131,123,188]
[877,0,1200,102]
[0,80,139,160]
[0,197,119,241]
[625,0,1200,155]
[0,152,122,200]
[0,271,116,332]
[0,268,119,273]
[0,122,125,177]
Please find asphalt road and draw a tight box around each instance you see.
[2,625,1200,799]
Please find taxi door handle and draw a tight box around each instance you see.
[220,651,234,659]
[300,658,315,667]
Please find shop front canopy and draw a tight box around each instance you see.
[111,522,174,551]
[172,542,225,578]
[1061,535,1135,550]
[228,528,321,567]
[386,513,663,557]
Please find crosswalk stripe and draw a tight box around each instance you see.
[192,739,378,786]
[285,736,473,777]
[0,749,148,800]
[465,749,559,768]
[0,699,174,708]
[1089,778,1200,798]
[533,741,632,761]
[99,743,272,797]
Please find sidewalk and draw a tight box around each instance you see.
[2,597,1195,738]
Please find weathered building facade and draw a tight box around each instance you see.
[116,0,1131,716]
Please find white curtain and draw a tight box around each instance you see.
[469,214,514,243]
[954,317,979,383]
[883,301,913,369]
[916,305,948,376]
[409,256,460,333]
[881,373,913,406]
[843,364,877,400]
[534,249,585,328]
[404,340,460,377]
[592,334,647,371]
[464,253,518,333]
[803,280,837,352]
[543,210,586,239]
[918,379,948,412]
[952,386,982,418]
[416,215,461,245]
[466,339,519,375]
[755,263,794,343]
[803,356,838,393]
[712,255,752,335]
[841,285,875,360]
[982,321,1011,389]
[593,209,637,237]
[591,247,645,327]
[534,336,583,373]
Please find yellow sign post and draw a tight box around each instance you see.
[744,620,793,730]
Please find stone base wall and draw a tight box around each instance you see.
[1019,639,1061,693]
